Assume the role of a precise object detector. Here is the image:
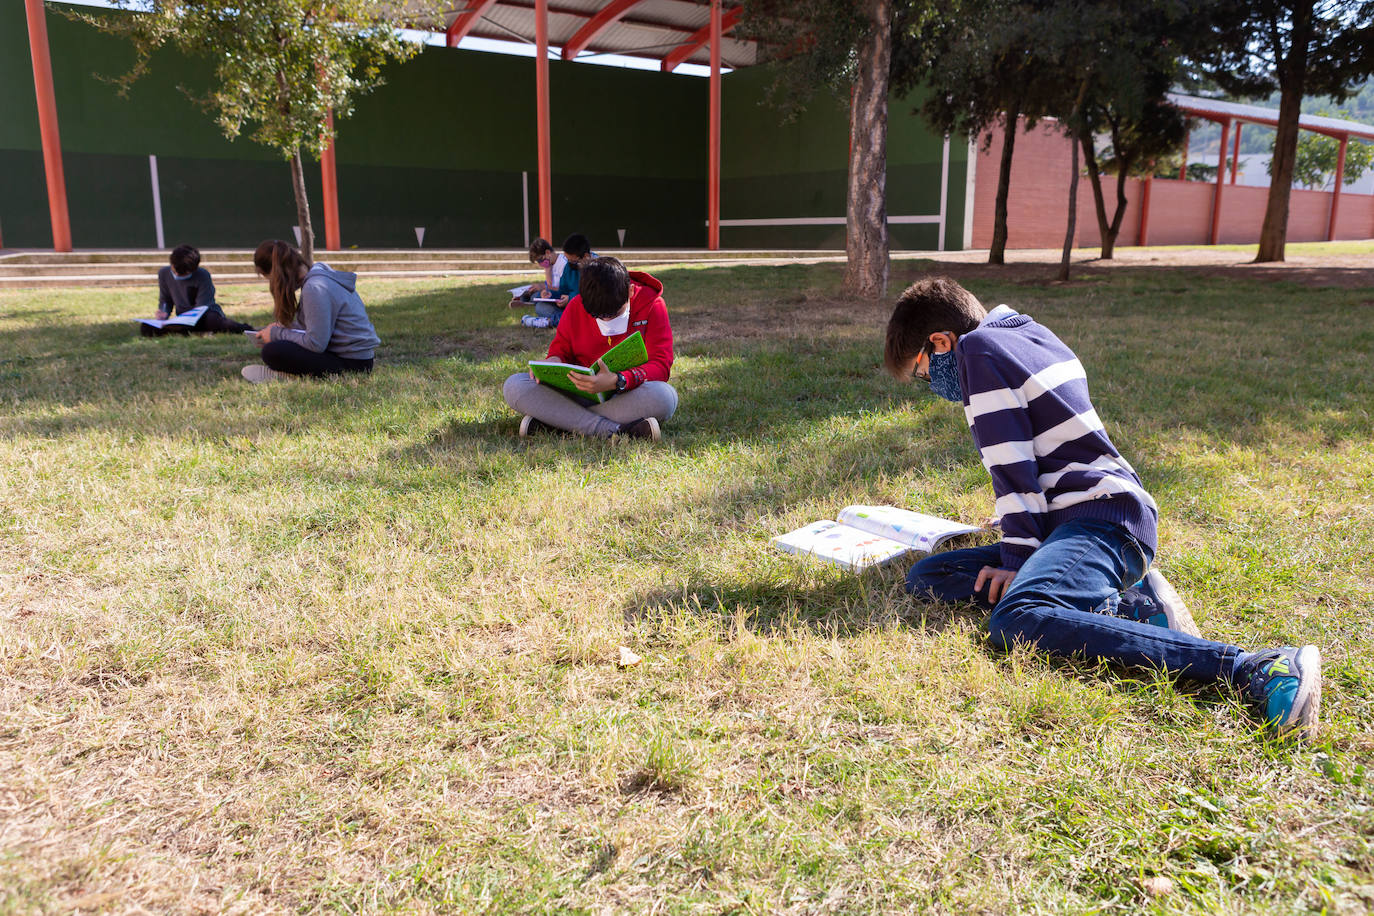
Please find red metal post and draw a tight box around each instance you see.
[1138,176,1153,246]
[1230,123,1242,184]
[320,108,341,251]
[1328,134,1348,241]
[535,0,552,240]
[661,7,741,73]
[1209,118,1229,245]
[1179,128,1189,179]
[24,0,72,252]
[707,0,721,250]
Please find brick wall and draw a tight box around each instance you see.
[972,119,1374,248]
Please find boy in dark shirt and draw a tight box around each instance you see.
[885,277,1322,739]
[142,244,253,337]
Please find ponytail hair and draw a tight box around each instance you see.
[252,239,311,326]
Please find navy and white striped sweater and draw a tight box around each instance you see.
[956,306,1158,571]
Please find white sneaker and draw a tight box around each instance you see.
[241,364,288,384]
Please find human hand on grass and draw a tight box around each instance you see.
[569,359,617,395]
[975,566,1017,604]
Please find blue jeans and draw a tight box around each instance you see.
[906,518,1242,683]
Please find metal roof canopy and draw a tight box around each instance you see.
[1151,93,1374,247]
[410,0,756,72]
[1168,92,1374,142]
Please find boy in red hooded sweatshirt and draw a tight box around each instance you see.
[502,256,677,440]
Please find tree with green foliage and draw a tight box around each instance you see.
[739,0,943,297]
[1196,0,1374,262]
[75,0,442,261]
[1267,122,1374,188]
[1070,3,1196,260]
[908,0,1073,265]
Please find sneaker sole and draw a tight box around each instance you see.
[1145,569,1202,638]
[1280,645,1321,740]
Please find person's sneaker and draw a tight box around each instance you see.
[521,314,552,328]
[1237,645,1322,740]
[518,415,555,437]
[1116,569,1201,637]
[241,364,289,384]
[616,417,660,441]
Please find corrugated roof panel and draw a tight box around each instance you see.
[1168,93,1374,141]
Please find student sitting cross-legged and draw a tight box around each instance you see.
[503,255,677,440]
[241,239,381,383]
[521,233,597,329]
[509,237,567,317]
[885,276,1323,740]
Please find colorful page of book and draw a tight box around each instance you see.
[836,505,981,553]
[137,305,209,329]
[771,521,912,571]
[596,331,648,373]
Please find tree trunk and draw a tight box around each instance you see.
[290,148,315,263]
[989,99,1021,265]
[1058,127,1079,282]
[1080,132,1112,259]
[1257,84,1306,263]
[842,0,891,299]
[1256,2,1313,263]
[1106,154,1132,260]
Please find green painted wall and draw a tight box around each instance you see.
[1,2,968,251]
[720,65,969,250]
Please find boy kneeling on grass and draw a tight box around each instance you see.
[502,256,676,440]
[885,277,1322,740]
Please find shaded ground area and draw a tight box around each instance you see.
[917,244,1374,290]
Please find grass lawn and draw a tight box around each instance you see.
[1,258,1372,914]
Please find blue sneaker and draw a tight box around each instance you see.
[1116,570,1201,637]
[1238,645,1322,740]
[521,314,552,328]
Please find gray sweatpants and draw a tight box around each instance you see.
[503,372,678,438]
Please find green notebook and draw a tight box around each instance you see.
[528,331,649,403]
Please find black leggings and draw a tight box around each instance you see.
[262,340,374,378]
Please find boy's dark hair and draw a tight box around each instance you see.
[577,256,630,319]
[562,233,591,258]
[528,238,553,262]
[169,244,201,275]
[883,277,986,379]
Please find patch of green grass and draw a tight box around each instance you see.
[1,259,1372,913]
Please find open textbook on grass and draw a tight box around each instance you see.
[509,284,561,304]
[135,305,208,330]
[528,331,649,403]
[773,505,983,571]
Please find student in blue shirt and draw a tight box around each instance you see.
[522,233,596,329]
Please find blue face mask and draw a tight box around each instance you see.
[927,349,962,403]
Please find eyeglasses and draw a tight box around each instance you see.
[912,345,932,384]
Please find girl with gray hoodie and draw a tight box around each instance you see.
[242,239,381,383]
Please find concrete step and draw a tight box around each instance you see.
[0,248,838,266]
[0,253,850,289]
[0,258,535,277]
